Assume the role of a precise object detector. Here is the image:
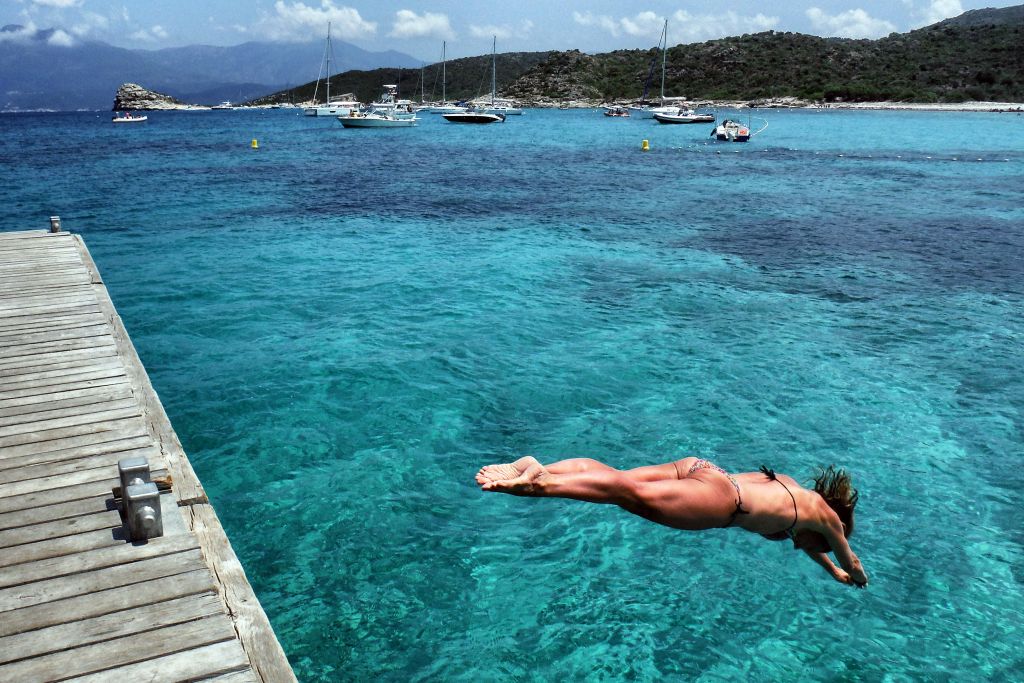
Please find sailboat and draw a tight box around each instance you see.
[416,42,466,114]
[443,37,505,124]
[304,23,360,117]
[628,19,685,118]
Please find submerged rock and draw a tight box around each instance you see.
[112,83,203,111]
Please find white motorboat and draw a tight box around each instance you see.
[211,101,234,110]
[442,107,505,124]
[604,106,630,117]
[711,119,752,142]
[338,111,417,128]
[112,112,147,123]
[654,108,715,124]
[418,103,467,114]
[338,85,417,128]
[444,37,508,125]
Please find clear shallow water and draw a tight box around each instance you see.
[2,108,1023,680]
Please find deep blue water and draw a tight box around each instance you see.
[2,108,1023,680]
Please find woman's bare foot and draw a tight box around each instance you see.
[476,456,548,495]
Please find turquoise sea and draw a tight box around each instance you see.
[1,107,1023,680]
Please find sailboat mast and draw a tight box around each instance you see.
[660,19,667,101]
[326,22,331,105]
[442,41,447,102]
[491,36,496,105]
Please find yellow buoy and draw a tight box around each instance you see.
[641,139,650,152]
[251,138,259,149]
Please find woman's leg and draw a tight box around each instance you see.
[476,456,733,530]
[531,456,698,482]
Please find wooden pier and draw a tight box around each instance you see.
[0,229,295,682]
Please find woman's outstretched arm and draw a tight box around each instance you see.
[803,549,853,585]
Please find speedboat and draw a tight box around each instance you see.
[712,119,751,142]
[338,111,417,128]
[654,108,715,124]
[604,106,630,117]
[443,106,505,124]
[112,112,147,123]
[443,37,508,124]
[211,101,234,110]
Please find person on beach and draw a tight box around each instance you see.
[476,456,868,588]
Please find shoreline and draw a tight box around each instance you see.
[3,100,1023,114]
[557,97,1024,112]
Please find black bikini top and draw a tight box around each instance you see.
[759,466,798,541]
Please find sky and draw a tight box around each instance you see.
[1,0,1020,60]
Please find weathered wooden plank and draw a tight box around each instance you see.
[0,311,103,336]
[0,324,112,353]
[0,334,117,361]
[0,405,142,443]
[0,348,114,374]
[0,434,152,472]
[0,346,116,375]
[0,294,98,316]
[0,282,92,301]
[0,473,150,516]
[0,569,216,639]
[67,639,252,683]
[0,592,225,665]
[185,504,297,683]
[0,418,147,461]
[0,357,124,390]
[0,507,121,549]
[0,395,137,432]
[202,667,262,683]
[0,494,112,533]
[0,364,126,395]
[0,452,151,500]
[0,613,238,682]
[0,375,127,406]
[0,443,157,485]
[0,385,134,423]
[0,524,125,570]
[0,547,205,612]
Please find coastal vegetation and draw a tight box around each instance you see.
[252,7,1024,106]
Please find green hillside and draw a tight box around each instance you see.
[254,7,1024,105]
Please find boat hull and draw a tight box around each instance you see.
[442,112,505,124]
[338,115,417,128]
[305,105,359,117]
[654,112,714,124]
[112,116,147,123]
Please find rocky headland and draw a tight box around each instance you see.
[112,83,206,111]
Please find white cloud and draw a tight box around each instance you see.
[31,0,82,8]
[572,11,621,37]
[671,10,779,41]
[71,11,110,38]
[47,28,74,46]
[469,20,533,41]
[254,1,376,42]
[806,7,896,38]
[574,10,778,41]
[388,10,453,39]
[128,25,168,43]
[917,0,964,25]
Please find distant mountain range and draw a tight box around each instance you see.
[0,25,420,111]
